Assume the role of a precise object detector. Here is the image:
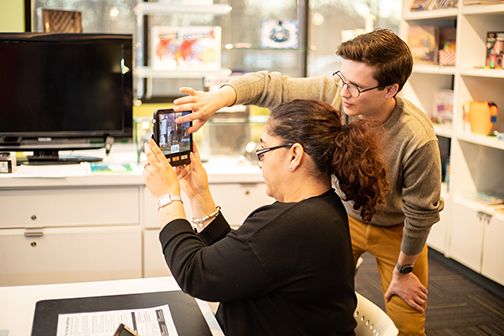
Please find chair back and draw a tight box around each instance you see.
[354,292,398,336]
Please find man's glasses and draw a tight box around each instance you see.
[256,143,293,162]
[332,70,382,98]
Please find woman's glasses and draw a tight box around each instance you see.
[256,143,293,162]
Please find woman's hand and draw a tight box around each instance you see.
[175,144,209,200]
[173,86,237,134]
[143,139,180,198]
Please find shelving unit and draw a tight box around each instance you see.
[400,0,504,285]
[133,2,232,99]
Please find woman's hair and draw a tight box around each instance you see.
[269,99,389,221]
[337,28,413,93]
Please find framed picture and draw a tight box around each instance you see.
[151,26,221,70]
[260,19,298,49]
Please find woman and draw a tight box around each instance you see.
[143,99,388,336]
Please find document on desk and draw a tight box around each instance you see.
[56,304,178,336]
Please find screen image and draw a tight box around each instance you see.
[158,111,191,155]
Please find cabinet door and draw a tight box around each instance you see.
[482,214,504,286]
[210,183,274,227]
[0,226,142,286]
[449,201,483,272]
[427,190,450,254]
[143,228,171,277]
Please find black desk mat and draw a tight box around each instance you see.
[32,290,213,336]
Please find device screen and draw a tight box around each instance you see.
[153,109,192,166]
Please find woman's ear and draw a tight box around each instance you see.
[288,143,304,171]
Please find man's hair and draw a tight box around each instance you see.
[337,29,413,92]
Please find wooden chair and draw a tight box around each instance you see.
[41,8,82,33]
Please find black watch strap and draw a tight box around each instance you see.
[396,263,414,274]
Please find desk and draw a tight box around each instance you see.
[0,276,224,336]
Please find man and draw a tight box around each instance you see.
[173,29,444,335]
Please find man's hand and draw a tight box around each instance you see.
[384,271,428,312]
[173,86,237,133]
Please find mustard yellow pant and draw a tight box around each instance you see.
[349,216,429,336]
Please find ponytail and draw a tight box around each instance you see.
[332,120,389,222]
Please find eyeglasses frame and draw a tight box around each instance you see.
[332,70,382,97]
[256,143,294,162]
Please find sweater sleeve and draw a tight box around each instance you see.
[159,213,271,302]
[225,71,340,109]
[401,140,445,255]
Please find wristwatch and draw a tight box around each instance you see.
[157,194,183,211]
[396,263,414,274]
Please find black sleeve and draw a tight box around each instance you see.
[159,214,272,303]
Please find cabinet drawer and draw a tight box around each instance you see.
[0,187,139,228]
[0,226,142,286]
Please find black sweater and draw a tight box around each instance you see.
[159,189,357,336]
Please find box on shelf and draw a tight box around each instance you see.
[433,89,454,123]
[485,31,504,69]
[408,25,439,64]
[151,26,222,70]
[438,27,456,66]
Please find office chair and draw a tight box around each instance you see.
[354,292,398,336]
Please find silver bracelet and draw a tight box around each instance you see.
[192,206,221,225]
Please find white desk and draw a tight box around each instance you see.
[0,276,224,336]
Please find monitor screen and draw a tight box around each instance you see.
[0,33,132,163]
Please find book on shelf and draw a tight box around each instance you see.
[151,26,222,71]
[410,0,458,10]
[408,25,439,64]
[485,31,504,69]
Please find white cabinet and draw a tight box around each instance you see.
[481,209,504,285]
[401,1,504,285]
[450,197,504,285]
[0,156,270,285]
[0,185,142,286]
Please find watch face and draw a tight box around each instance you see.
[400,265,414,274]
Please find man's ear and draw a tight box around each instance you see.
[384,83,399,98]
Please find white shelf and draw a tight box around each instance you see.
[461,4,504,15]
[134,66,231,79]
[434,123,453,138]
[404,7,458,20]
[456,131,504,150]
[413,64,456,75]
[134,2,232,16]
[459,68,504,78]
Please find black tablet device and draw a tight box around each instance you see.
[152,109,192,166]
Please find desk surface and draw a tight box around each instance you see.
[0,276,223,336]
[0,144,264,188]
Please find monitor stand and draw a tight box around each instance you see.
[20,150,103,165]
